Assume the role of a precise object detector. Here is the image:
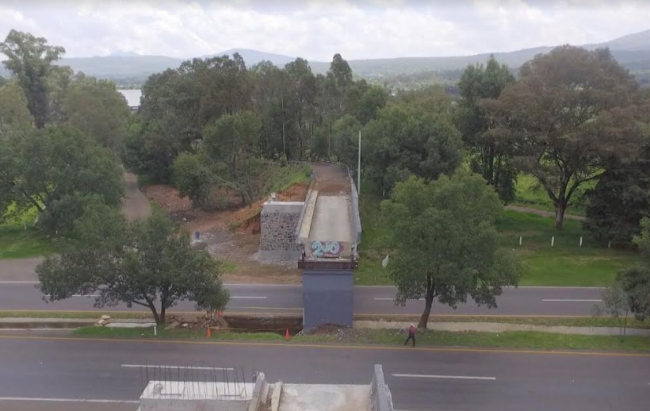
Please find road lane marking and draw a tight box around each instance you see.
[72,294,100,297]
[0,281,40,284]
[122,364,233,371]
[374,298,424,301]
[392,373,496,381]
[2,335,650,358]
[542,299,602,302]
[0,397,139,404]
[230,296,267,300]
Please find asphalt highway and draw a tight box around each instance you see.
[0,336,647,410]
[0,282,605,316]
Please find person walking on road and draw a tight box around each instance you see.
[404,323,416,347]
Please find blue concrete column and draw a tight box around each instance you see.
[302,269,354,331]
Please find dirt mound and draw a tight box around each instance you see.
[309,323,346,336]
[144,184,192,213]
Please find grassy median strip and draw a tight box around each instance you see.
[357,315,650,329]
[72,327,650,352]
[3,311,650,330]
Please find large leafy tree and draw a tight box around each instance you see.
[203,111,263,205]
[382,172,521,328]
[0,82,33,137]
[0,30,65,128]
[0,125,123,234]
[364,90,462,194]
[38,209,229,324]
[584,94,650,245]
[63,75,131,151]
[457,56,516,202]
[483,46,643,228]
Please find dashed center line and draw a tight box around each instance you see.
[392,373,496,381]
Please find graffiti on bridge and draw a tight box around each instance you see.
[311,241,345,258]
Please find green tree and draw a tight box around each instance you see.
[63,75,131,151]
[457,56,516,203]
[483,46,643,228]
[357,85,388,125]
[37,209,229,324]
[381,172,521,328]
[46,65,74,125]
[172,152,217,210]
[364,100,462,194]
[332,115,361,169]
[121,118,181,183]
[0,82,33,137]
[584,95,650,245]
[0,30,65,128]
[203,111,263,205]
[0,125,123,235]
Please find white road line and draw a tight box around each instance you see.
[374,297,424,301]
[122,364,233,371]
[392,373,496,381]
[0,397,139,404]
[230,296,267,300]
[542,299,602,302]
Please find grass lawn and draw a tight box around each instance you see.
[4,310,650,330]
[0,205,57,259]
[0,226,56,259]
[513,173,595,217]
[72,326,650,352]
[497,210,639,286]
[355,184,640,287]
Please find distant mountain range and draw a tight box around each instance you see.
[1,29,649,85]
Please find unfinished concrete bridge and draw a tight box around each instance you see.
[259,162,362,331]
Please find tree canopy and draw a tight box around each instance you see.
[0,125,123,235]
[482,46,643,228]
[457,56,516,202]
[0,82,33,137]
[381,172,521,328]
[38,209,229,324]
[0,29,65,128]
[63,75,131,151]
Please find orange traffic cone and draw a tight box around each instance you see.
[207,327,212,338]
[285,329,290,340]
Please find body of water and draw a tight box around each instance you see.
[118,89,142,108]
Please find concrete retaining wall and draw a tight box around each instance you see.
[371,364,394,411]
[259,201,304,262]
[302,269,354,331]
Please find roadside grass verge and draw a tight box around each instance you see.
[71,326,650,352]
[355,315,650,330]
[4,311,650,330]
[356,184,640,287]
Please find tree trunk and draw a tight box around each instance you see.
[160,305,166,325]
[554,198,567,229]
[149,305,161,325]
[418,282,435,329]
[418,300,432,329]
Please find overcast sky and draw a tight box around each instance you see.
[1,0,649,61]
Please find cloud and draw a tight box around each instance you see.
[0,0,648,61]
